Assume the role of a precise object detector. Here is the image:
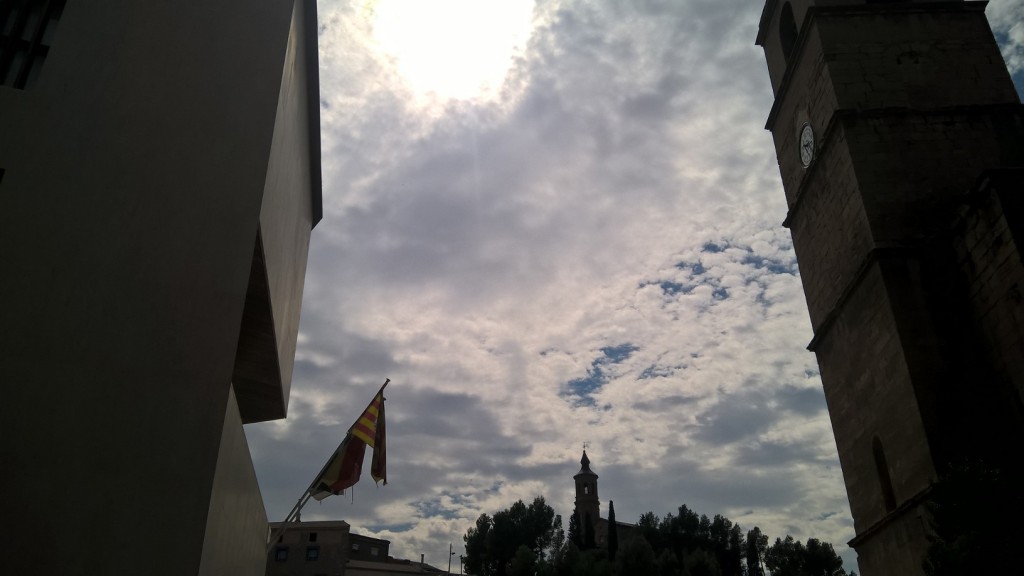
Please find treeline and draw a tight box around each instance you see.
[463,497,855,576]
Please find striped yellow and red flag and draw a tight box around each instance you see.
[350,391,383,447]
[310,382,388,501]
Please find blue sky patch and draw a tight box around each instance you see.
[674,260,706,275]
[413,498,460,520]
[702,241,726,253]
[639,279,693,296]
[601,343,639,363]
[712,287,729,300]
[659,280,688,295]
[563,343,640,406]
[742,253,797,275]
[639,364,679,379]
[993,31,1024,98]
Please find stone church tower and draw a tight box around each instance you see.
[573,449,600,541]
[755,1,1024,574]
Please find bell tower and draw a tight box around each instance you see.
[573,449,600,540]
[756,1,1024,574]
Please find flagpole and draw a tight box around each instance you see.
[266,378,390,554]
[266,442,341,553]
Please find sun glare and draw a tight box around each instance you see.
[369,0,536,104]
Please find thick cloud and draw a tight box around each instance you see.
[247,0,1021,571]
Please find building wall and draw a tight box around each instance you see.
[198,386,270,576]
[952,170,1024,427]
[267,522,352,576]
[234,0,319,423]
[852,506,931,576]
[258,0,316,418]
[349,533,392,562]
[0,1,318,574]
[814,262,935,532]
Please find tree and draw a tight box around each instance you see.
[614,535,657,575]
[766,534,851,576]
[724,524,744,576]
[570,549,611,576]
[655,548,680,576]
[464,514,493,576]
[766,536,804,576]
[509,545,536,576]
[637,511,667,559]
[745,527,768,576]
[923,461,1024,576]
[683,548,721,576]
[526,496,558,558]
[608,500,619,562]
[804,538,844,576]
[558,542,580,576]
[567,510,581,549]
[548,515,566,570]
[463,497,561,576]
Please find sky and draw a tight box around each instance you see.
[248,0,1024,571]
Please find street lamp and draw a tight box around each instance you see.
[447,543,456,574]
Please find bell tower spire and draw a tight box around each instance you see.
[573,447,600,545]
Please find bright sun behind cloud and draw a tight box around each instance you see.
[369,0,537,104]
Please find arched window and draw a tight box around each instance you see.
[779,2,798,64]
[873,436,897,512]
[584,483,590,495]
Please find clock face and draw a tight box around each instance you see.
[799,123,815,167]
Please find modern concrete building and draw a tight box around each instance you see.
[0,1,322,574]
[755,1,1024,574]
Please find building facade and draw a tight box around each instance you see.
[755,1,1024,574]
[0,1,322,574]
[267,521,396,576]
[267,520,445,576]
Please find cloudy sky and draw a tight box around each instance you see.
[248,1,1024,571]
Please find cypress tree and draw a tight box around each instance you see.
[608,500,619,561]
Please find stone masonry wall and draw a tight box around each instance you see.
[953,171,1024,429]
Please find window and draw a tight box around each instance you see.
[308,532,318,543]
[306,546,320,561]
[370,547,379,557]
[274,548,288,562]
[779,2,798,64]
[352,543,361,551]
[873,436,898,512]
[0,0,67,89]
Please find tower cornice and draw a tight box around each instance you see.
[763,1,988,132]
